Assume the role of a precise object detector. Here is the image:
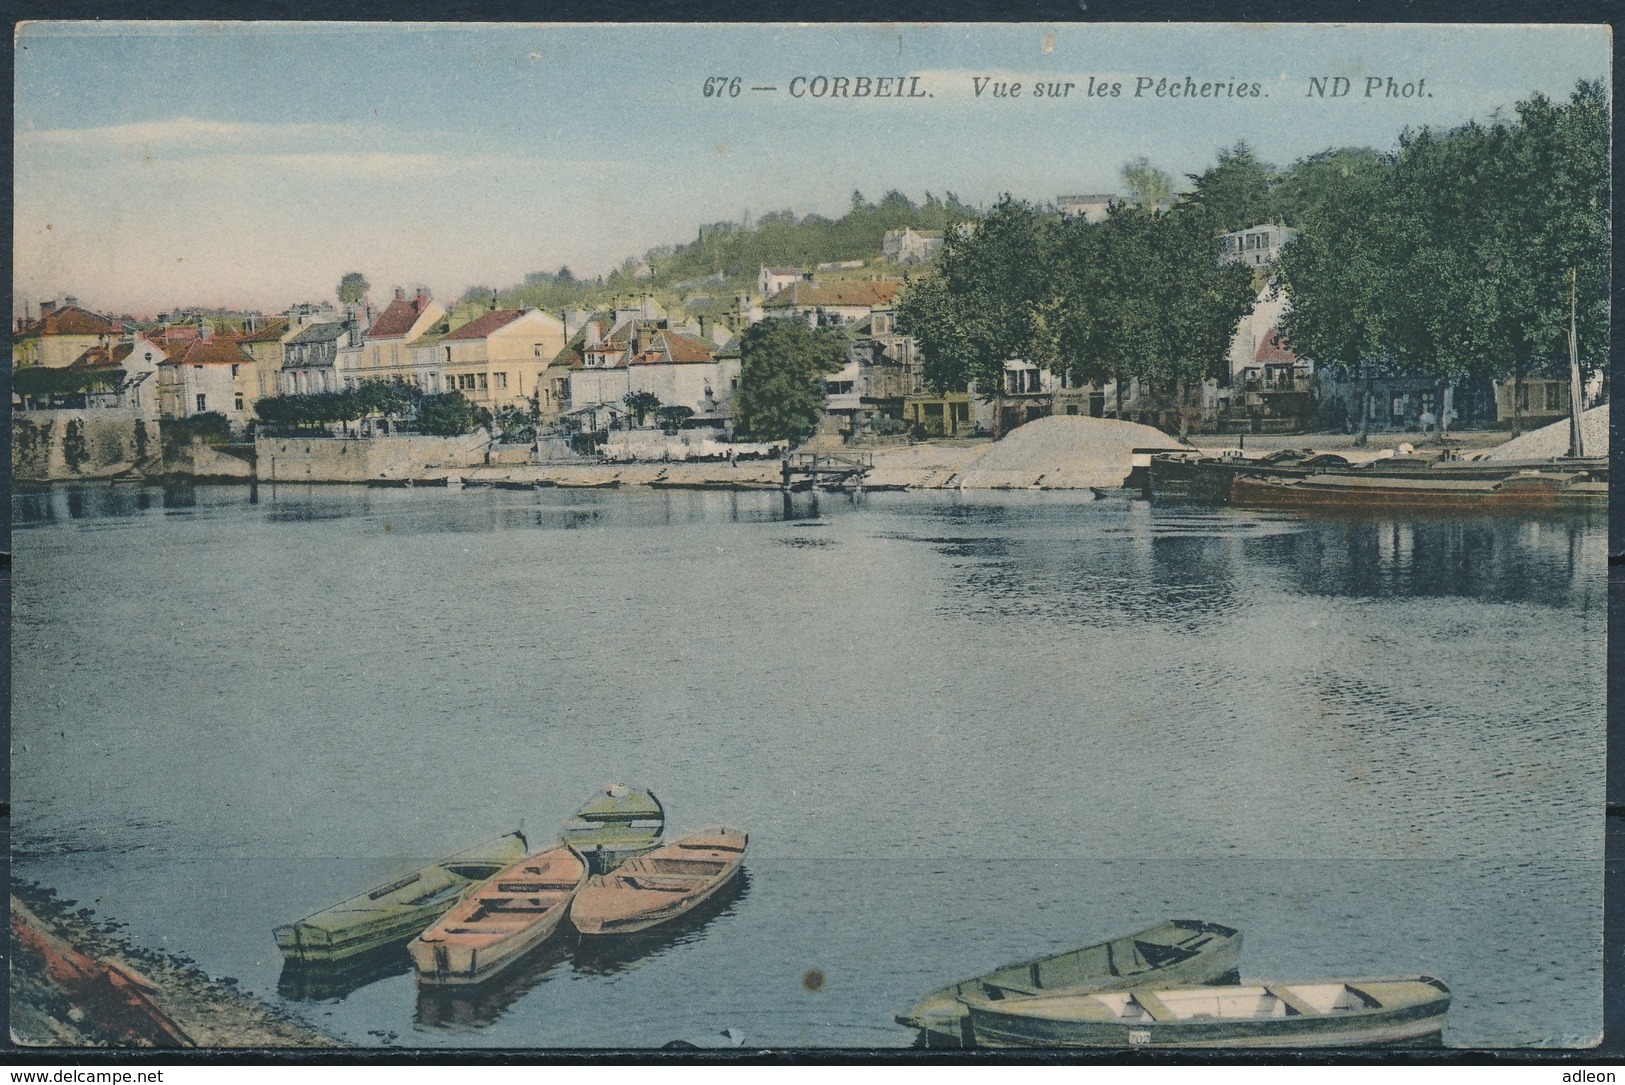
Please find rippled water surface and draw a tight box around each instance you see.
[10,483,1606,1048]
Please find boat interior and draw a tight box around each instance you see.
[1090,984,1377,1022]
[638,857,729,876]
[980,933,1209,998]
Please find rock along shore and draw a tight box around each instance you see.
[9,882,340,1049]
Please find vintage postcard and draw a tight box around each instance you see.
[8,22,1609,1054]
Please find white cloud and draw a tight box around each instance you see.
[19,116,352,148]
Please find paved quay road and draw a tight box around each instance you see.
[10,482,1603,1049]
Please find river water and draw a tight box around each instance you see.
[10,482,1606,1049]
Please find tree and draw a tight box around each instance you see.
[896,195,1059,396]
[1119,156,1173,210]
[1269,147,1386,226]
[733,318,848,443]
[1183,142,1274,231]
[415,392,489,436]
[623,390,663,426]
[337,272,370,306]
[657,405,695,432]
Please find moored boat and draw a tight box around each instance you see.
[965,975,1451,1049]
[560,783,665,874]
[896,919,1241,1048]
[273,832,527,964]
[409,845,587,986]
[1228,467,1604,513]
[570,825,748,935]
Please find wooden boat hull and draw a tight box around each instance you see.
[1229,470,1603,513]
[570,826,747,936]
[561,784,665,875]
[273,832,527,964]
[410,846,586,987]
[966,976,1450,1049]
[897,919,1242,1047]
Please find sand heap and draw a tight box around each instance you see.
[1477,404,1609,462]
[945,416,1184,489]
[864,442,994,489]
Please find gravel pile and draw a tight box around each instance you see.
[1477,404,1609,462]
[947,416,1183,489]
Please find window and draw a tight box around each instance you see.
[477,373,489,391]
[1545,383,1564,411]
[1390,392,1406,420]
[193,364,203,372]
[231,364,240,377]
[1516,384,1530,411]
[391,345,399,366]
[195,394,207,412]
[494,372,508,390]
[372,346,381,366]
[234,392,245,411]
[445,347,452,363]
[459,374,476,391]
[534,343,545,357]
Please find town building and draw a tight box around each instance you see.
[238,320,290,402]
[757,267,805,298]
[1219,224,1295,268]
[1057,194,1115,222]
[280,318,360,395]
[436,307,567,410]
[13,299,123,369]
[353,288,444,388]
[563,320,740,433]
[157,335,258,430]
[761,280,903,327]
[881,228,943,265]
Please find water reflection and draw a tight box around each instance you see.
[569,868,751,978]
[412,941,572,1033]
[277,944,411,1002]
[1245,516,1604,607]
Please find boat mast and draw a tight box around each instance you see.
[1567,267,1586,458]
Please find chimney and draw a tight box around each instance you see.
[394,286,406,301]
[63,295,78,308]
[41,300,56,317]
[585,321,601,348]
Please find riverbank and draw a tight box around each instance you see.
[9,882,340,1049]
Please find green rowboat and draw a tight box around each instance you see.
[274,832,527,964]
[897,919,1242,1047]
[560,784,665,874]
[964,975,1451,1048]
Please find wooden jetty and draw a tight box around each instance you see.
[781,452,874,494]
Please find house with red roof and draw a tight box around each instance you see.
[353,287,444,388]
[428,307,566,410]
[13,299,124,369]
[157,335,259,430]
[563,321,740,432]
[761,279,904,328]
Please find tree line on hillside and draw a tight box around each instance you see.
[896,79,1608,437]
[471,190,983,317]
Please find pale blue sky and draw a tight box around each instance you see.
[13,22,1610,315]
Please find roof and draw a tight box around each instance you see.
[763,266,800,276]
[239,319,289,344]
[762,281,902,310]
[1255,330,1299,365]
[633,330,717,366]
[161,337,253,366]
[18,305,123,338]
[285,321,348,346]
[442,309,526,341]
[366,294,435,340]
[70,343,134,370]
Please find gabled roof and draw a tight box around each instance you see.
[70,343,134,370]
[366,294,437,340]
[763,281,902,309]
[1255,330,1299,365]
[18,305,123,338]
[285,321,348,346]
[442,309,526,341]
[239,319,289,344]
[762,266,801,276]
[162,337,253,367]
[632,330,717,366]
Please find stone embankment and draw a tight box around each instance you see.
[9,882,339,1049]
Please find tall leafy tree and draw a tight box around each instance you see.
[896,196,1059,395]
[1119,156,1174,210]
[1183,142,1274,231]
[733,318,848,443]
[337,272,370,306]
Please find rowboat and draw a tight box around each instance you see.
[560,783,665,874]
[409,845,587,986]
[965,975,1451,1049]
[570,825,748,935]
[896,919,1241,1047]
[273,832,528,964]
[1228,468,1604,513]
